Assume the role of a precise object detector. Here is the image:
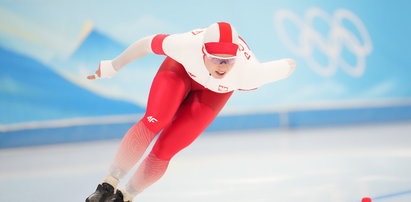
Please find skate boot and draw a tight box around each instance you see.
[86,183,115,202]
[105,189,131,202]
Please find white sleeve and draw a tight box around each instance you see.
[98,60,117,78]
[110,35,154,71]
[239,59,295,89]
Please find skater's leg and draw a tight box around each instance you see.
[124,153,169,197]
[106,57,191,181]
[124,89,233,197]
[108,121,156,181]
[86,58,191,202]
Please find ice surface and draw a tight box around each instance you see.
[1,122,411,202]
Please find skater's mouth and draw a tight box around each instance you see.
[213,70,226,78]
[216,71,225,75]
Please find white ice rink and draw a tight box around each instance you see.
[1,122,411,202]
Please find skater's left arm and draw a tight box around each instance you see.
[260,58,296,84]
[239,58,297,89]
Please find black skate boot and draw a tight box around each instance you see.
[105,189,131,202]
[86,183,115,202]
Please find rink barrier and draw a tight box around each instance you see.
[287,104,411,127]
[1,104,411,148]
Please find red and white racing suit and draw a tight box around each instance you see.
[107,28,295,196]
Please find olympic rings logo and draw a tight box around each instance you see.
[274,8,373,77]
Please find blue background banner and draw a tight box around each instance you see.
[1,0,410,147]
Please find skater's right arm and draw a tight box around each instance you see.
[111,36,155,72]
[87,34,168,80]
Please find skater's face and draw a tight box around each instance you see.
[203,49,236,79]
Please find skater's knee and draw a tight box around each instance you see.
[141,114,169,134]
[151,146,176,161]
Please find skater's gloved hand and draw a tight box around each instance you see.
[287,59,297,69]
[87,60,117,80]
